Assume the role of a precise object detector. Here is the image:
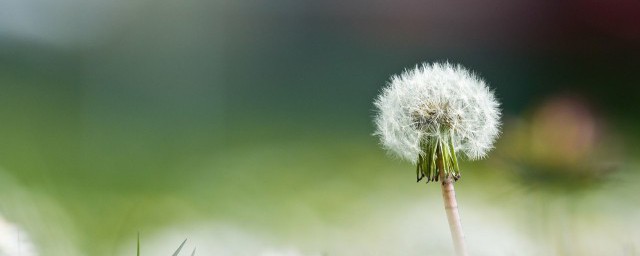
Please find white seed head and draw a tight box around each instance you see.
[374,62,501,163]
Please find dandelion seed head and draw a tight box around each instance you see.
[374,62,501,163]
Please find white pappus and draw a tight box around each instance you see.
[374,62,501,182]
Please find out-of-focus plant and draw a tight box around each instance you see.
[495,94,623,255]
[0,213,38,256]
[497,95,619,191]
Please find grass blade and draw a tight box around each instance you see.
[137,233,140,256]
[172,239,187,256]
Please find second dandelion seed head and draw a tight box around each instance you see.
[374,62,501,182]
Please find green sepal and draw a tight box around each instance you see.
[415,130,462,184]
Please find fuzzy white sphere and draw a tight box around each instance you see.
[374,62,501,163]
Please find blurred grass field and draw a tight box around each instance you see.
[1,99,639,255]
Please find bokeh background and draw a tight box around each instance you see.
[1,0,639,255]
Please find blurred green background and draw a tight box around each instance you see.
[0,0,639,255]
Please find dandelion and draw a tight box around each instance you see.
[373,62,501,256]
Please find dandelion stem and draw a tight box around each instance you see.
[437,145,468,256]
